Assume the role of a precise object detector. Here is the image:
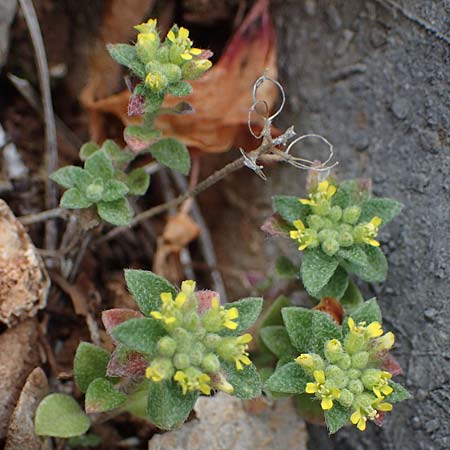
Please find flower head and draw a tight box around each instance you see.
[289,219,318,251]
[150,291,187,326]
[300,180,336,206]
[348,318,383,339]
[202,297,239,332]
[166,26,202,61]
[371,371,393,398]
[135,18,158,33]
[305,370,341,410]
[354,216,382,247]
[351,394,392,431]
[217,333,252,371]
[174,368,212,395]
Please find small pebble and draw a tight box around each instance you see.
[425,418,439,433]
[424,308,438,320]
[416,388,428,401]
[411,416,421,430]
[391,98,409,120]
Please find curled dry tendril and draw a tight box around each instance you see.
[241,73,338,180]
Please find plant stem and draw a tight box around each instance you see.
[19,207,68,225]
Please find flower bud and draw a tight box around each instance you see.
[324,339,344,363]
[145,357,174,382]
[86,180,104,202]
[338,231,354,247]
[184,311,200,331]
[295,353,324,372]
[329,205,342,222]
[338,388,354,408]
[342,206,361,224]
[189,343,206,366]
[173,352,190,370]
[306,214,323,230]
[347,368,361,380]
[321,239,340,257]
[172,328,192,352]
[344,331,366,355]
[311,199,331,216]
[182,59,212,80]
[351,351,369,369]
[371,332,395,353]
[325,365,348,389]
[211,373,234,394]
[145,72,168,93]
[361,369,382,390]
[161,63,182,83]
[336,353,351,370]
[136,32,159,64]
[157,336,177,357]
[348,379,364,394]
[201,353,221,373]
[204,333,221,350]
[318,229,339,242]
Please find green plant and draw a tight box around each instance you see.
[51,19,212,226]
[268,178,403,300]
[35,270,263,436]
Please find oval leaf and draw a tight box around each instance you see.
[221,361,262,399]
[85,378,127,413]
[74,342,110,393]
[265,362,308,394]
[148,138,190,175]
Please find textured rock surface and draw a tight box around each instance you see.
[0,199,50,326]
[0,319,41,438]
[5,367,50,450]
[148,394,308,450]
[200,1,449,449]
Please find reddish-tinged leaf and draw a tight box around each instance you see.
[374,411,385,427]
[381,353,403,376]
[102,308,142,337]
[313,297,344,325]
[106,345,148,377]
[260,214,291,238]
[128,93,145,116]
[196,290,221,315]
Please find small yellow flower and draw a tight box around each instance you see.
[181,280,196,296]
[144,72,167,91]
[146,366,164,382]
[211,373,234,394]
[134,18,158,33]
[166,26,203,60]
[289,219,318,251]
[305,370,340,410]
[372,331,395,352]
[372,371,393,398]
[211,297,239,330]
[351,396,393,431]
[150,291,187,326]
[354,216,382,247]
[295,354,315,369]
[299,180,336,206]
[173,370,212,395]
[232,333,253,370]
[348,318,384,339]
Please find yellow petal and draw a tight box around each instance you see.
[327,185,337,198]
[167,30,175,42]
[368,239,380,247]
[235,359,243,371]
[175,292,187,307]
[330,388,341,399]
[199,384,211,395]
[371,216,382,227]
[181,53,193,60]
[321,398,333,410]
[240,355,252,366]
[293,220,305,231]
[367,321,383,338]
[381,385,393,396]
[314,370,325,384]
[357,418,367,431]
[348,317,355,331]
[211,297,220,309]
[165,317,176,324]
[224,320,238,330]
[160,292,173,303]
[226,307,239,320]
[350,410,361,425]
[173,371,185,382]
[237,333,253,344]
[299,244,308,251]
[299,199,313,205]
[290,231,300,239]
[190,47,202,55]
[377,402,393,412]
[318,180,329,192]
[151,311,163,320]
[178,27,189,39]
[305,383,318,394]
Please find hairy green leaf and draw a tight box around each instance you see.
[73,342,110,393]
[359,198,403,227]
[126,168,150,195]
[50,166,90,189]
[324,403,350,434]
[102,180,129,202]
[340,245,388,283]
[346,298,382,330]
[149,138,191,175]
[314,266,349,300]
[79,142,100,161]
[221,361,262,399]
[260,295,292,328]
[167,81,193,97]
[265,362,308,394]
[301,248,339,296]
[111,318,166,355]
[85,150,114,181]
[97,197,133,226]
[220,297,263,336]
[282,307,342,356]
[34,394,90,438]
[60,188,93,209]
[260,325,298,360]
[340,280,364,312]
[275,256,299,279]
[107,44,145,77]
[387,381,411,403]
[124,269,177,314]
[272,195,310,222]
[85,378,127,413]
[147,380,198,430]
